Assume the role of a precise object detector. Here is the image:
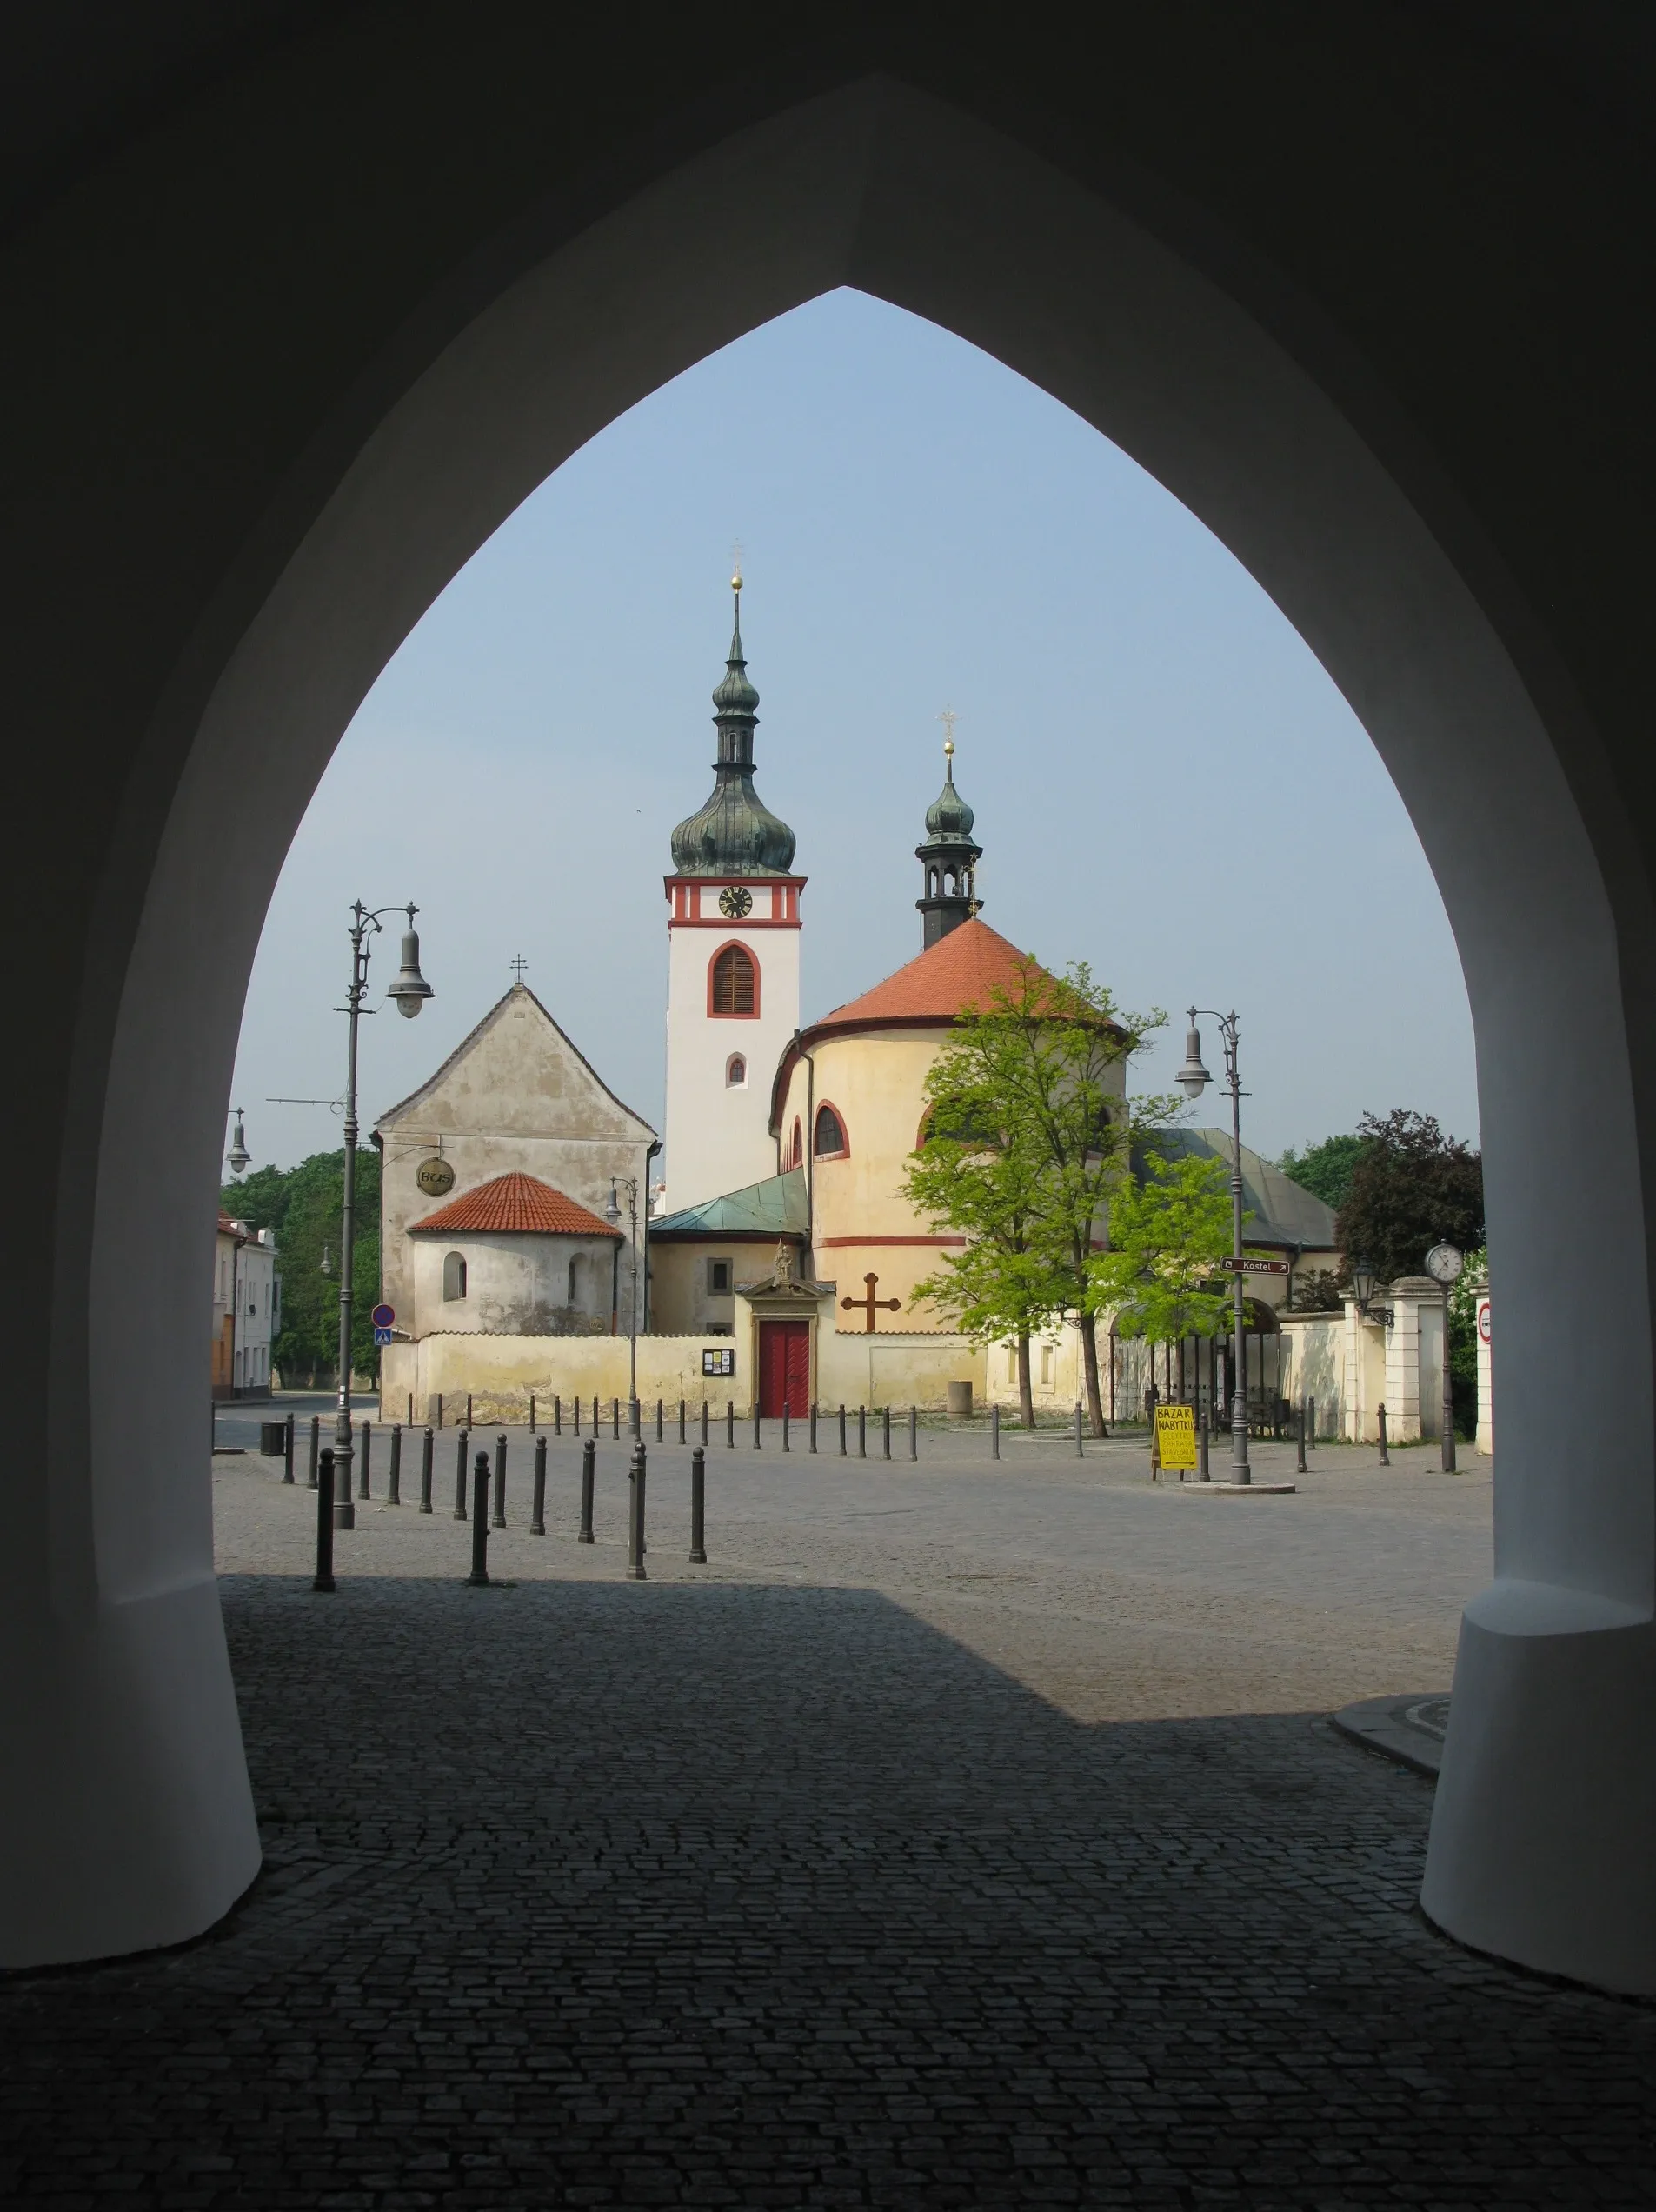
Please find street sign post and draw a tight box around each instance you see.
[1219,1256,1289,1276]
[371,1303,396,1328]
[373,1326,393,1347]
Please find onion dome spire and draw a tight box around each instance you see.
[916,716,984,948]
[669,565,797,876]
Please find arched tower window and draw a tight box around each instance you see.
[814,1103,848,1159]
[442,1251,468,1302]
[789,1116,803,1169]
[726,1053,747,1087]
[710,942,757,1016]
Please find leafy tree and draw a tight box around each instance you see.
[1288,1266,1347,1313]
[1091,1153,1234,1346]
[1334,1109,1483,1285]
[221,1147,382,1384]
[902,956,1169,1431]
[1276,1132,1367,1211]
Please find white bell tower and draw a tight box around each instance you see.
[662,571,803,1213]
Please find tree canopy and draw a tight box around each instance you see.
[1334,1109,1483,1283]
[1276,1132,1367,1211]
[1090,1152,1234,1343]
[221,1147,381,1384]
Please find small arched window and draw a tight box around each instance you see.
[789,1116,803,1169]
[814,1103,848,1159]
[710,943,756,1016]
[442,1251,468,1302]
[726,1053,747,1088]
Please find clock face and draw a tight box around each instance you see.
[718,885,755,919]
[1424,1243,1463,1284]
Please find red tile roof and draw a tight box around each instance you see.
[409,1171,621,1238]
[813,918,1046,1032]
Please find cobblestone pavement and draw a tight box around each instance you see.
[4,1421,1652,2206]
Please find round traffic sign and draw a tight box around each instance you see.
[371,1303,395,1329]
[1477,1300,1492,1344]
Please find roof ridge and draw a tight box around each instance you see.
[374,983,658,1141]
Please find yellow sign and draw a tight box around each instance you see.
[1154,1402,1199,1472]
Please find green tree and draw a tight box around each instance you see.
[222,1146,382,1385]
[1091,1152,1234,1349]
[902,956,1168,1432]
[1276,1132,1367,1211]
[1335,1109,1483,1285]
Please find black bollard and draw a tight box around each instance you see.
[882,1406,891,1460]
[909,1405,918,1461]
[283,1413,295,1484]
[838,1403,847,1456]
[1074,1402,1084,1457]
[701,1399,708,1445]
[493,1431,507,1527]
[727,1401,735,1448]
[313,1447,336,1592]
[529,1393,535,1433]
[991,1402,1001,1460]
[454,1429,469,1519]
[593,1394,600,1435]
[679,1398,687,1443]
[531,1434,547,1535]
[809,1402,818,1453]
[753,1404,761,1449]
[555,1394,562,1435]
[627,1440,648,1581]
[612,1397,620,1440]
[655,1397,662,1442]
[419,1425,434,1513]
[1378,1403,1391,1465]
[1307,1394,1317,1449]
[858,1406,867,1459]
[689,1445,707,1562]
[389,1422,402,1506]
[467,1392,474,1429]
[1199,1407,1210,1482]
[308,1414,320,1489]
[358,1419,371,1500]
[782,1403,790,1452]
[407,1391,414,1428]
[574,1396,582,1436]
[1296,1400,1307,1474]
[468,1452,490,1584]
[629,1397,640,1440]
[579,1438,595,1542]
[436,1392,443,1430]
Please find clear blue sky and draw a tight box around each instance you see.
[230,289,1477,1182]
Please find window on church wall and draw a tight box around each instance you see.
[789,1116,803,1170]
[442,1251,468,1302]
[814,1103,848,1159]
[709,943,757,1016]
[707,1258,732,1296]
[726,1053,747,1088]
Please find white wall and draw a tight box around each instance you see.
[662,883,799,1209]
[410,1229,622,1337]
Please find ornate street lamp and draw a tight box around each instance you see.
[226,1109,250,1177]
[329,903,433,1528]
[1349,1255,1394,1328]
[1175,1008,1253,1485]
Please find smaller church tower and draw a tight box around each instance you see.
[915,734,983,948]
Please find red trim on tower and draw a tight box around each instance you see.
[664,875,806,929]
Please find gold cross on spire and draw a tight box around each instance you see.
[938,704,958,758]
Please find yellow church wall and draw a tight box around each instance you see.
[780,1026,966,1329]
[380,1332,752,1426]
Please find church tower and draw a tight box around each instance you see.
[915,733,983,948]
[662,570,803,1213]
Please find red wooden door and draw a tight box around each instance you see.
[759,1321,811,1417]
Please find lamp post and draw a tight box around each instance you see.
[1176,1009,1252,1485]
[226,1109,250,1178]
[605,1174,640,1423]
[329,903,433,1529]
[1424,1242,1464,1473]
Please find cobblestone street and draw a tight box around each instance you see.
[2,1414,1651,2205]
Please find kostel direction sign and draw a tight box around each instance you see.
[1219,1255,1290,1276]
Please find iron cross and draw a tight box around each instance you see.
[841,1271,901,1334]
[510,954,529,983]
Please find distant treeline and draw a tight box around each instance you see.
[221,1149,382,1385]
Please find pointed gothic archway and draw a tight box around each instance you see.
[6,33,1653,1989]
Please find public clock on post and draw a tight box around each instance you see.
[718,885,754,919]
[1424,1243,1463,1285]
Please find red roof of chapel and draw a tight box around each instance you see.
[409,1171,620,1238]
[815,917,1042,1031]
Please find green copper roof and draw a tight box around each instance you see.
[1132,1129,1339,1252]
[669,590,797,877]
[921,751,979,846]
[650,1168,808,1239]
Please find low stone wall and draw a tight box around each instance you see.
[380,1334,748,1426]
[816,1331,985,1412]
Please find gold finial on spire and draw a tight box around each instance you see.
[731,539,743,594]
[939,704,958,761]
